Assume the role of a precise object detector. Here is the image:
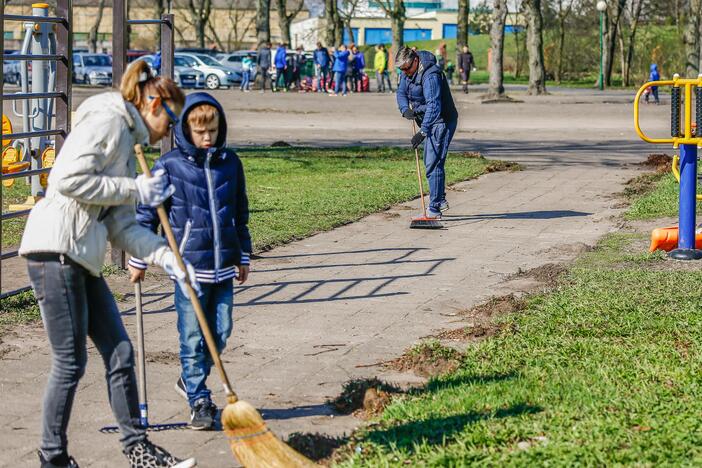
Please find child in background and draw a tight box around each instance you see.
[646,63,660,104]
[240,54,254,92]
[446,61,455,85]
[129,92,252,431]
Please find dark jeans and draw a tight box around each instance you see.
[334,71,347,95]
[423,119,458,212]
[376,70,392,92]
[174,279,233,407]
[276,69,287,90]
[27,254,145,459]
[259,67,270,91]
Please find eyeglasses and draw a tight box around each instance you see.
[149,95,179,129]
[400,57,417,73]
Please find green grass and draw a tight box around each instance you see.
[1,147,498,250]
[626,173,701,221]
[337,232,702,466]
[0,290,40,334]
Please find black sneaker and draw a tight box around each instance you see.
[174,376,187,401]
[124,440,196,468]
[38,451,79,468]
[189,398,217,431]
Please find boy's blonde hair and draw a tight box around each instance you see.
[186,104,219,127]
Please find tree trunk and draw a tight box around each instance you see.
[684,0,701,77]
[154,0,164,45]
[524,0,547,95]
[457,0,469,50]
[257,0,271,48]
[324,0,336,45]
[623,0,644,86]
[334,8,344,45]
[513,28,523,79]
[88,0,106,53]
[603,0,626,87]
[390,0,406,75]
[276,0,291,44]
[487,0,507,99]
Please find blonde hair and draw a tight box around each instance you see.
[186,104,219,128]
[120,59,184,110]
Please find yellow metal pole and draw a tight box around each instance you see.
[684,83,692,139]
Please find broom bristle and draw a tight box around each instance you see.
[222,400,318,467]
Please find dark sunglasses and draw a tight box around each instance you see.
[400,57,417,73]
[149,95,179,129]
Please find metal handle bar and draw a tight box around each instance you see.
[3,14,67,24]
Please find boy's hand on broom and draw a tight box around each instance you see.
[237,265,249,284]
[128,265,146,283]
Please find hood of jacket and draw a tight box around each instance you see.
[650,63,658,73]
[73,91,149,146]
[409,50,439,85]
[174,92,227,159]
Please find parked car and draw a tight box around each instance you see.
[3,50,21,84]
[174,53,239,89]
[217,50,257,75]
[127,49,151,63]
[176,47,222,58]
[73,53,112,86]
[136,54,204,89]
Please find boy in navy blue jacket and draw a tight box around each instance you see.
[128,92,251,430]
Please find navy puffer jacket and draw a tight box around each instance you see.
[396,50,458,134]
[130,92,251,283]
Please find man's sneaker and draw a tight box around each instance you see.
[125,440,196,468]
[439,200,450,212]
[39,450,79,468]
[174,376,187,401]
[190,398,217,430]
[425,209,442,220]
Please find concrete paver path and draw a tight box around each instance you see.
[0,87,666,467]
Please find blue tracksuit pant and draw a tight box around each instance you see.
[423,119,458,212]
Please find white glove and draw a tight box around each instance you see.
[135,169,176,207]
[160,251,202,296]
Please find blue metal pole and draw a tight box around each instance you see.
[678,144,697,249]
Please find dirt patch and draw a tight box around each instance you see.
[382,212,401,219]
[510,263,566,288]
[387,341,463,378]
[434,323,501,341]
[146,351,180,364]
[486,160,521,173]
[638,153,673,173]
[620,172,664,200]
[285,432,347,463]
[466,294,527,319]
[329,378,403,418]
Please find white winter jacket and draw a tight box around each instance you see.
[19,92,170,276]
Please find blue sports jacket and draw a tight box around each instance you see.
[130,92,252,283]
[274,46,287,69]
[353,51,365,71]
[396,51,458,135]
[332,50,350,73]
[314,47,330,68]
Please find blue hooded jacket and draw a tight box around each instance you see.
[130,92,252,283]
[649,64,660,82]
[274,46,287,69]
[396,50,458,134]
[353,51,365,72]
[332,49,350,73]
[314,47,330,68]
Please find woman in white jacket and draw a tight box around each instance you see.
[19,60,198,468]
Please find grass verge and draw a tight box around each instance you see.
[0,290,40,335]
[1,147,505,250]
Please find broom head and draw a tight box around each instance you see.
[222,398,318,467]
[409,215,443,229]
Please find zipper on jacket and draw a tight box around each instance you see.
[204,153,221,282]
[179,219,192,255]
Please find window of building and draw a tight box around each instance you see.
[403,29,432,42]
[343,27,360,44]
[442,24,457,39]
[364,28,392,45]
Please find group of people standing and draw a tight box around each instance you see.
[311,42,369,96]
[253,42,308,93]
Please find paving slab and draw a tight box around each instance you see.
[0,87,663,467]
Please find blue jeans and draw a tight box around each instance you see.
[316,65,329,92]
[175,279,234,407]
[334,71,346,95]
[423,119,458,212]
[240,71,251,90]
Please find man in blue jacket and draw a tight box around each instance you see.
[396,46,458,218]
[314,42,331,92]
[274,42,288,91]
[332,44,350,96]
[351,45,365,92]
[129,92,252,430]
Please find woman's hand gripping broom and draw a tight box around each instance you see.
[134,144,316,468]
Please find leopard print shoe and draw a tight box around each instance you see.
[125,440,196,468]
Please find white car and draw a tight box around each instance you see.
[175,53,240,89]
[137,54,204,89]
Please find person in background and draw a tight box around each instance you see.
[646,63,661,104]
[274,42,288,92]
[435,48,446,72]
[351,45,365,92]
[291,46,306,91]
[313,42,331,92]
[446,60,455,85]
[457,45,475,94]
[374,44,393,93]
[331,44,350,97]
[257,42,272,93]
[240,54,254,92]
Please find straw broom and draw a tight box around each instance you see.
[134,144,316,468]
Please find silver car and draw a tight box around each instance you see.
[137,54,204,89]
[175,53,239,89]
[73,53,112,86]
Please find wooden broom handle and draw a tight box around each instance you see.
[412,121,427,216]
[134,144,238,402]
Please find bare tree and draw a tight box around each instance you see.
[617,0,645,86]
[206,0,257,51]
[88,0,106,53]
[554,0,575,83]
[257,0,271,48]
[599,0,626,88]
[339,0,362,44]
[684,0,702,76]
[457,0,470,51]
[486,0,508,100]
[324,0,343,46]
[153,0,165,44]
[523,0,547,94]
[186,0,213,48]
[276,0,305,45]
[375,0,406,72]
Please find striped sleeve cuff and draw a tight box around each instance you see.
[240,252,250,265]
[128,257,148,270]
